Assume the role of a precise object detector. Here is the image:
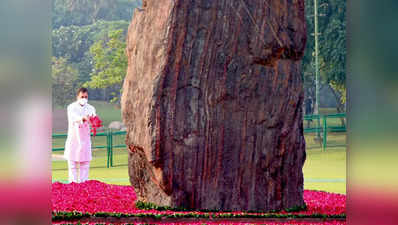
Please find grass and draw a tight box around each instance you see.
[303,132,346,194]
[52,148,129,185]
[52,104,346,194]
[52,134,346,193]
[303,146,346,194]
[89,100,122,126]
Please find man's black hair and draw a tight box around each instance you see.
[77,87,88,96]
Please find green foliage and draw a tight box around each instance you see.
[52,0,138,102]
[52,210,346,221]
[52,20,129,102]
[319,0,346,85]
[52,20,129,64]
[51,0,345,106]
[52,211,90,220]
[284,204,308,212]
[52,57,78,107]
[135,200,307,214]
[329,81,346,105]
[52,0,141,29]
[303,0,346,105]
[135,201,189,212]
[85,29,128,103]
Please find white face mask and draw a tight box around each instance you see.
[78,98,88,106]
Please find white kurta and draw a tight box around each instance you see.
[64,101,96,162]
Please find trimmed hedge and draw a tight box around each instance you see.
[135,200,307,213]
[52,211,345,221]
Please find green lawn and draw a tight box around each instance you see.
[52,133,346,194]
[52,148,129,185]
[52,105,346,194]
[89,100,122,126]
[303,146,346,194]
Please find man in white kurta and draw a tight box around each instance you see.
[64,88,96,183]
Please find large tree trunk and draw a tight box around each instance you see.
[121,0,307,211]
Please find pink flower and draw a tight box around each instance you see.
[52,180,345,217]
[52,180,137,213]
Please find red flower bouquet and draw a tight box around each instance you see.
[88,115,103,136]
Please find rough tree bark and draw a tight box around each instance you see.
[121,0,307,211]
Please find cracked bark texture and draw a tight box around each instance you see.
[121,0,307,211]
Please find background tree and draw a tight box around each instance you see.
[52,0,140,104]
[52,20,129,84]
[52,57,78,107]
[302,0,346,113]
[84,29,127,104]
[319,0,346,113]
[52,0,141,29]
[51,0,345,112]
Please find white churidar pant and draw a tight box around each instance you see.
[68,160,90,183]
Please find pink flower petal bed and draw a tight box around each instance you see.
[52,180,345,216]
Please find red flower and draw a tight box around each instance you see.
[51,180,346,218]
[88,115,103,136]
